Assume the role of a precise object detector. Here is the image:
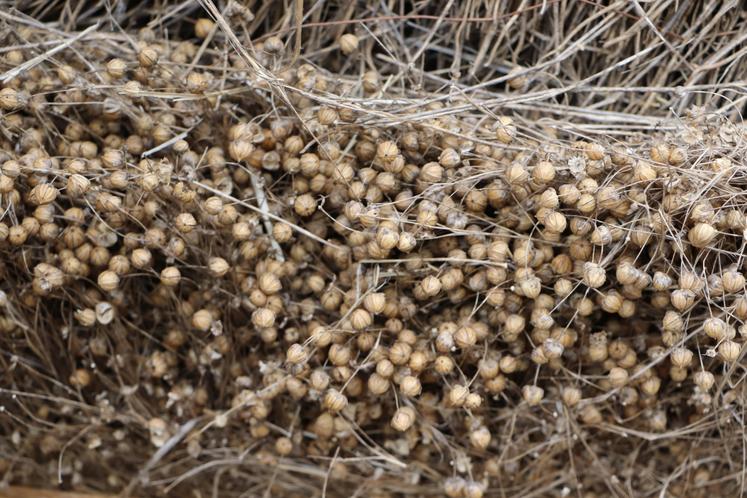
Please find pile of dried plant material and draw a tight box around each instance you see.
[1,1,747,497]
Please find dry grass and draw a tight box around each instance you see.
[0,1,746,498]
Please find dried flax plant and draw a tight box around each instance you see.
[0,1,746,497]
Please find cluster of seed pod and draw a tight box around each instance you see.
[0,17,745,498]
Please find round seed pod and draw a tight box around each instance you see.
[704,317,727,341]
[420,162,443,183]
[447,385,469,407]
[274,437,293,456]
[640,376,661,396]
[286,343,306,364]
[718,340,741,363]
[194,18,215,38]
[722,270,745,293]
[0,87,27,110]
[454,326,476,349]
[444,478,466,498]
[562,387,582,407]
[363,292,386,314]
[368,373,390,395]
[160,266,181,286]
[67,174,90,196]
[192,309,213,331]
[469,426,491,450]
[543,211,566,233]
[688,223,717,248]
[420,275,442,297]
[27,183,57,205]
[322,389,348,412]
[580,405,602,425]
[350,308,372,330]
[97,270,120,292]
[583,262,606,288]
[69,368,92,388]
[608,367,629,388]
[294,194,317,217]
[338,33,359,55]
[318,106,338,126]
[263,36,284,54]
[522,385,544,406]
[131,248,152,269]
[400,375,422,397]
[252,307,276,328]
[391,406,416,432]
[693,371,715,391]
[74,308,97,327]
[90,301,112,325]
[208,257,230,277]
[175,213,197,233]
[670,347,693,368]
[532,161,555,183]
[138,46,159,67]
[495,116,516,144]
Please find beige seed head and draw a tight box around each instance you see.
[97,270,120,292]
[420,275,442,297]
[350,308,372,330]
[192,309,213,331]
[252,307,276,329]
[495,116,516,144]
[543,211,566,233]
[454,326,477,349]
[138,46,159,67]
[562,386,582,407]
[400,375,422,397]
[580,404,602,425]
[640,376,661,396]
[688,223,717,248]
[367,373,389,395]
[194,18,215,39]
[0,87,26,110]
[208,257,230,277]
[608,367,629,388]
[388,406,416,434]
[469,426,491,450]
[27,183,58,206]
[263,36,284,54]
[70,368,92,388]
[294,194,317,217]
[67,174,90,196]
[286,343,307,364]
[704,317,727,341]
[722,270,745,293]
[693,371,715,391]
[338,33,359,55]
[274,436,293,456]
[322,389,348,412]
[719,340,741,363]
[317,106,338,126]
[131,248,152,269]
[376,141,399,163]
[670,347,693,368]
[160,266,181,287]
[363,292,386,314]
[522,385,544,406]
[448,384,469,407]
[583,262,606,289]
[75,308,97,327]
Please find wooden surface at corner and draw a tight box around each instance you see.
[0,487,118,498]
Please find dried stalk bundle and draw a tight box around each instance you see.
[0,2,746,498]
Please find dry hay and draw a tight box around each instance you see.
[0,1,746,497]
